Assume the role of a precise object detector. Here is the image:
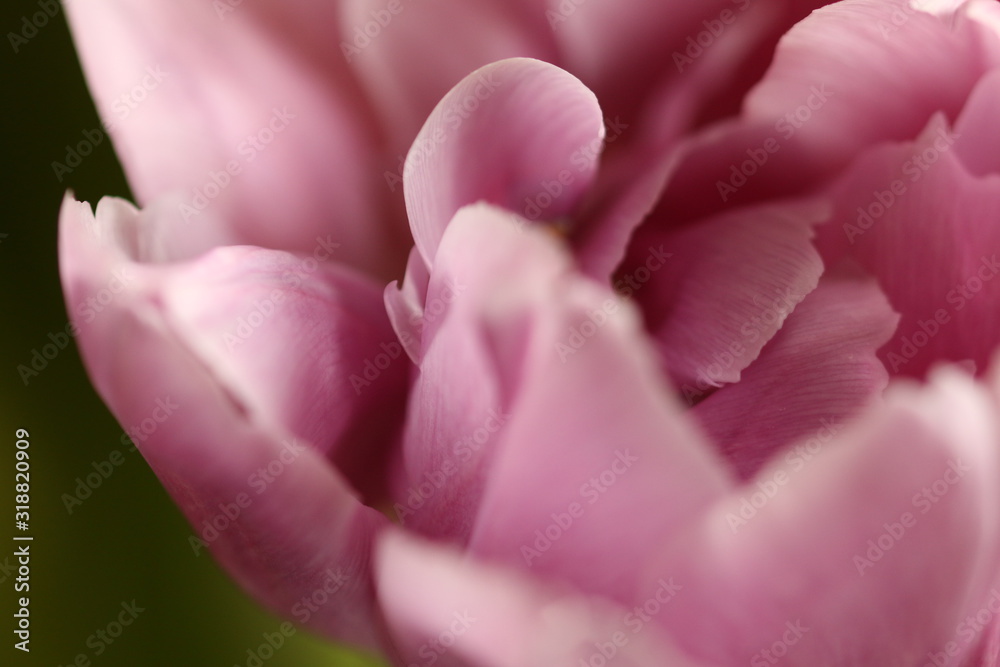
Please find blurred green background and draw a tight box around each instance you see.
[1,3,385,665]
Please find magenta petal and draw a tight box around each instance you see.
[693,270,898,479]
[376,531,707,667]
[59,195,399,649]
[64,0,406,275]
[641,369,1000,665]
[403,58,605,267]
[631,200,825,388]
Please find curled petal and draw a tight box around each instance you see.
[403,58,605,267]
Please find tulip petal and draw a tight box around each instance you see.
[396,208,730,603]
[403,58,605,267]
[629,200,826,388]
[340,0,558,153]
[392,204,574,540]
[953,68,1000,177]
[816,107,1000,378]
[64,0,407,275]
[640,368,1000,665]
[59,194,402,649]
[384,247,432,364]
[376,530,706,667]
[549,0,777,123]
[692,270,898,479]
[653,0,1000,224]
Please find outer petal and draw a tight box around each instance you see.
[628,200,826,388]
[693,270,898,479]
[64,0,407,276]
[641,368,1000,666]
[58,195,404,650]
[376,530,707,667]
[816,106,1000,378]
[403,58,606,267]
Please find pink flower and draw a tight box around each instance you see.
[61,0,1000,664]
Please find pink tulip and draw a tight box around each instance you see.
[61,0,1000,664]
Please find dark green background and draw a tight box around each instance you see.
[1,2,385,665]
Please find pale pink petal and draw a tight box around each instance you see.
[59,195,400,649]
[640,368,1000,665]
[628,200,826,388]
[693,270,898,479]
[384,247,432,364]
[376,530,707,667]
[403,58,605,267]
[392,204,576,540]
[387,209,731,604]
[64,0,408,276]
